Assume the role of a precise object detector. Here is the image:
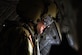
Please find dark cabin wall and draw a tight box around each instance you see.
[0,0,20,31]
[70,0,82,51]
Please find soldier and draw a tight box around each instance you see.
[16,0,59,54]
[0,0,79,55]
[16,0,79,55]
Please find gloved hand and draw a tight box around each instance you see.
[42,15,54,27]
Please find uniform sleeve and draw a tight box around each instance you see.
[1,26,33,55]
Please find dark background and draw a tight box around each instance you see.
[0,0,82,53]
[70,0,82,51]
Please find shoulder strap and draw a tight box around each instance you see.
[23,24,35,37]
[22,23,35,44]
